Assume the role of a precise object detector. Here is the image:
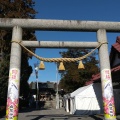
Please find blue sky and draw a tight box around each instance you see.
[28,0,120,83]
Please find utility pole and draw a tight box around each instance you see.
[34,62,39,109]
[56,63,59,109]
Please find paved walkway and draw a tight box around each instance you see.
[1,108,120,120]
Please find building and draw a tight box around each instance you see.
[30,81,56,101]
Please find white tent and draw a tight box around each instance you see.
[63,83,120,115]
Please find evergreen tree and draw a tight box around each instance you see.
[0,0,37,102]
[59,48,100,93]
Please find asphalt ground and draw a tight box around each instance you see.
[1,108,120,120]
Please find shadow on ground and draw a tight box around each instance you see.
[26,114,75,120]
[19,107,49,113]
[89,115,103,120]
[25,114,104,120]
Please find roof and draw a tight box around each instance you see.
[86,65,120,85]
[39,82,55,89]
[112,36,120,52]
[110,36,120,67]
[30,81,55,89]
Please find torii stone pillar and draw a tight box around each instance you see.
[6,26,22,120]
[97,29,116,120]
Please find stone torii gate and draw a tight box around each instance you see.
[0,18,119,120]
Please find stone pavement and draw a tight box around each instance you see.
[1,108,120,120]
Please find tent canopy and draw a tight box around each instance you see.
[70,83,102,98]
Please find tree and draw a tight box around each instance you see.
[59,48,100,93]
[0,0,37,102]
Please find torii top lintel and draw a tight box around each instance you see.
[0,18,120,32]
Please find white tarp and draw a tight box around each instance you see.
[64,83,120,115]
